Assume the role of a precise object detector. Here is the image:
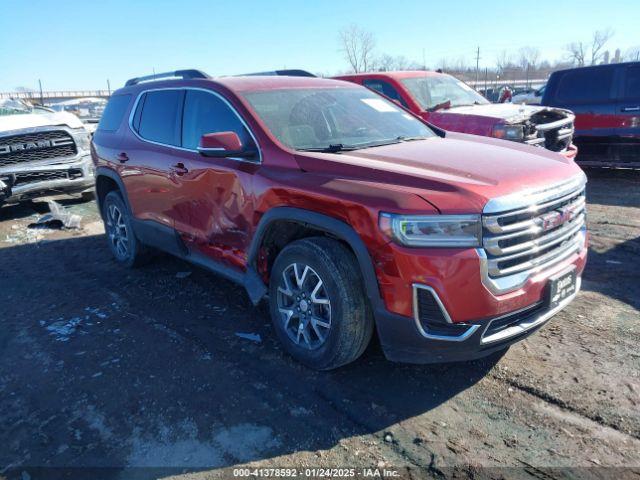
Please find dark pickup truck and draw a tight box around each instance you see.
[542,62,640,167]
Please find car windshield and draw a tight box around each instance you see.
[0,98,35,116]
[400,75,489,110]
[242,87,434,152]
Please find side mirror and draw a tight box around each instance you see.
[197,131,255,158]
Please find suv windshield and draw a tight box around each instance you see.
[401,75,489,110]
[0,99,35,116]
[242,87,434,151]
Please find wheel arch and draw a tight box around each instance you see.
[95,167,132,217]
[249,207,383,310]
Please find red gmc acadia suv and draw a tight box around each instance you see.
[92,70,587,370]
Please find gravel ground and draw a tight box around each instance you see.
[0,169,638,480]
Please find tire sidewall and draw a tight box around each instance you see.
[269,242,350,369]
[102,191,138,267]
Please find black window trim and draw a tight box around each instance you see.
[127,86,262,164]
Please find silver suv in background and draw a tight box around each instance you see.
[0,99,94,205]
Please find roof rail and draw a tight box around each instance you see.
[237,69,316,78]
[124,69,210,87]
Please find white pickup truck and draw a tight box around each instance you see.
[0,99,94,206]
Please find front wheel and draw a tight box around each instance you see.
[269,237,374,370]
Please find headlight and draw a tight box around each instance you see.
[379,213,481,247]
[71,128,91,152]
[492,124,524,142]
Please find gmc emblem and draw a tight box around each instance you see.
[0,137,73,155]
[538,205,578,231]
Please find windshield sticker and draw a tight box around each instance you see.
[360,98,396,112]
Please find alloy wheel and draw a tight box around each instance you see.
[276,262,332,350]
[106,203,129,259]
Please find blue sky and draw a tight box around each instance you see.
[1,0,638,91]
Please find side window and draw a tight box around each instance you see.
[181,90,255,150]
[137,90,183,146]
[363,79,408,107]
[623,66,640,100]
[557,68,614,103]
[97,94,131,132]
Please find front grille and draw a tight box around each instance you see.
[523,112,574,152]
[0,130,77,167]
[482,183,586,279]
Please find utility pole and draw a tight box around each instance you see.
[107,79,111,96]
[422,48,426,70]
[38,79,43,105]
[475,46,480,87]
[484,67,488,95]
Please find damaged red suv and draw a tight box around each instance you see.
[335,71,578,160]
[92,70,587,370]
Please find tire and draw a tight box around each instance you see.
[102,190,149,267]
[269,237,374,370]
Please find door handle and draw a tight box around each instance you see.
[116,152,129,163]
[621,106,640,112]
[170,162,189,176]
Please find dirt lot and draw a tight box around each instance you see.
[0,170,638,479]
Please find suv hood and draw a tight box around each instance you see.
[441,103,550,123]
[0,111,84,134]
[294,133,582,214]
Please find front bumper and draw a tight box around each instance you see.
[0,154,94,203]
[372,233,587,364]
[376,273,582,364]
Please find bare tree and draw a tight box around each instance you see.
[495,50,513,74]
[625,46,640,62]
[376,54,422,72]
[338,24,376,73]
[565,41,587,66]
[518,47,540,71]
[590,29,614,65]
[565,29,614,66]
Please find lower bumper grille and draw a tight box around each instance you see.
[11,169,84,187]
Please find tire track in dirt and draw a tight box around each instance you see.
[490,373,640,441]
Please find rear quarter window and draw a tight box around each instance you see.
[556,68,614,104]
[97,94,131,132]
[137,90,183,146]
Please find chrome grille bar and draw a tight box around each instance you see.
[482,176,586,281]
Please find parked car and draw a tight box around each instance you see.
[92,70,587,370]
[0,98,94,206]
[335,71,577,159]
[542,62,640,167]
[511,85,545,105]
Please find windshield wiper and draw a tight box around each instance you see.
[396,135,428,142]
[297,143,358,153]
[297,136,427,153]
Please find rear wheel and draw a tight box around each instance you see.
[102,190,149,267]
[269,237,373,370]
